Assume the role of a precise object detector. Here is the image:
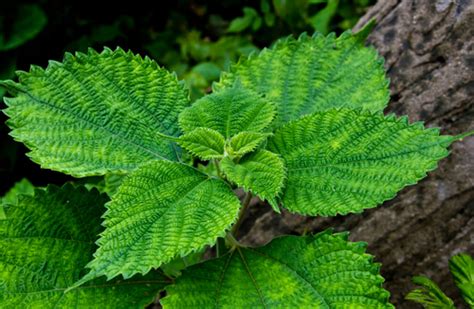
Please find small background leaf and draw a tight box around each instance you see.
[1,178,34,207]
[309,0,339,34]
[405,276,455,309]
[0,4,47,51]
[449,254,474,307]
[228,7,260,33]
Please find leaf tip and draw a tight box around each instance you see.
[354,18,376,43]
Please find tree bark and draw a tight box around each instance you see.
[239,0,474,307]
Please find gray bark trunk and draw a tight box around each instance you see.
[239,0,474,307]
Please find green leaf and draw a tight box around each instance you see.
[75,173,125,197]
[261,0,276,26]
[2,48,189,177]
[0,57,17,98]
[0,184,168,308]
[1,178,34,206]
[76,160,241,283]
[191,62,221,81]
[1,179,34,219]
[215,31,389,127]
[197,161,219,177]
[226,131,271,158]
[221,150,285,210]
[227,7,259,33]
[268,109,455,216]
[309,0,339,35]
[179,86,275,139]
[161,250,206,278]
[272,0,309,26]
[178,127,226,160]
[103,173,126,197]
[449,254,474,307]
[405,276,455,309]
[161,230,393,308]
[0,4,47,51]
[0,178,34,220]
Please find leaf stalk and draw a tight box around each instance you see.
[231,192,253,239]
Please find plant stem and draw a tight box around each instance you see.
[231,192,252,239]
[225,233,241,249]
[214,159,223,178]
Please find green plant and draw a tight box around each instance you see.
[228,0,375,36]
[406,253,474,308]
[0,3,47,97]
[0,21,471,308]
[146,0,375,102]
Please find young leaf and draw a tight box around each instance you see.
[0,184,168,308]
[226,131,271,158]
[221,150,285,210]
[449,254,474,307]
[215,31,389,127]
[268,109,455,216]
[2,48,189,177]
[161,231,394,308]
[178,127,226,160]
[405,276,455,309]
[178,86,275,138]
[77,160,241,283]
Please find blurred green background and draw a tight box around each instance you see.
[0,0,375,194]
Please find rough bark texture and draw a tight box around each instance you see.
[239,0,474,307]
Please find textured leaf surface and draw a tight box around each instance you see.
[221,150,285,208]
[215,31,389,127]
[1,178,34,206]
[178,87,275,138]
[2,48,189,177]
[162,230,393,308]
[1,179,34,219]
[0,184,168,309]
[405,276,455,309]
[226,131,271,158]
[178,127,225,160]
[77,173,125,198]
[449,254,474,307]
[79,160,241,282]
[268,109,454,216]
[103,173,126,197]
